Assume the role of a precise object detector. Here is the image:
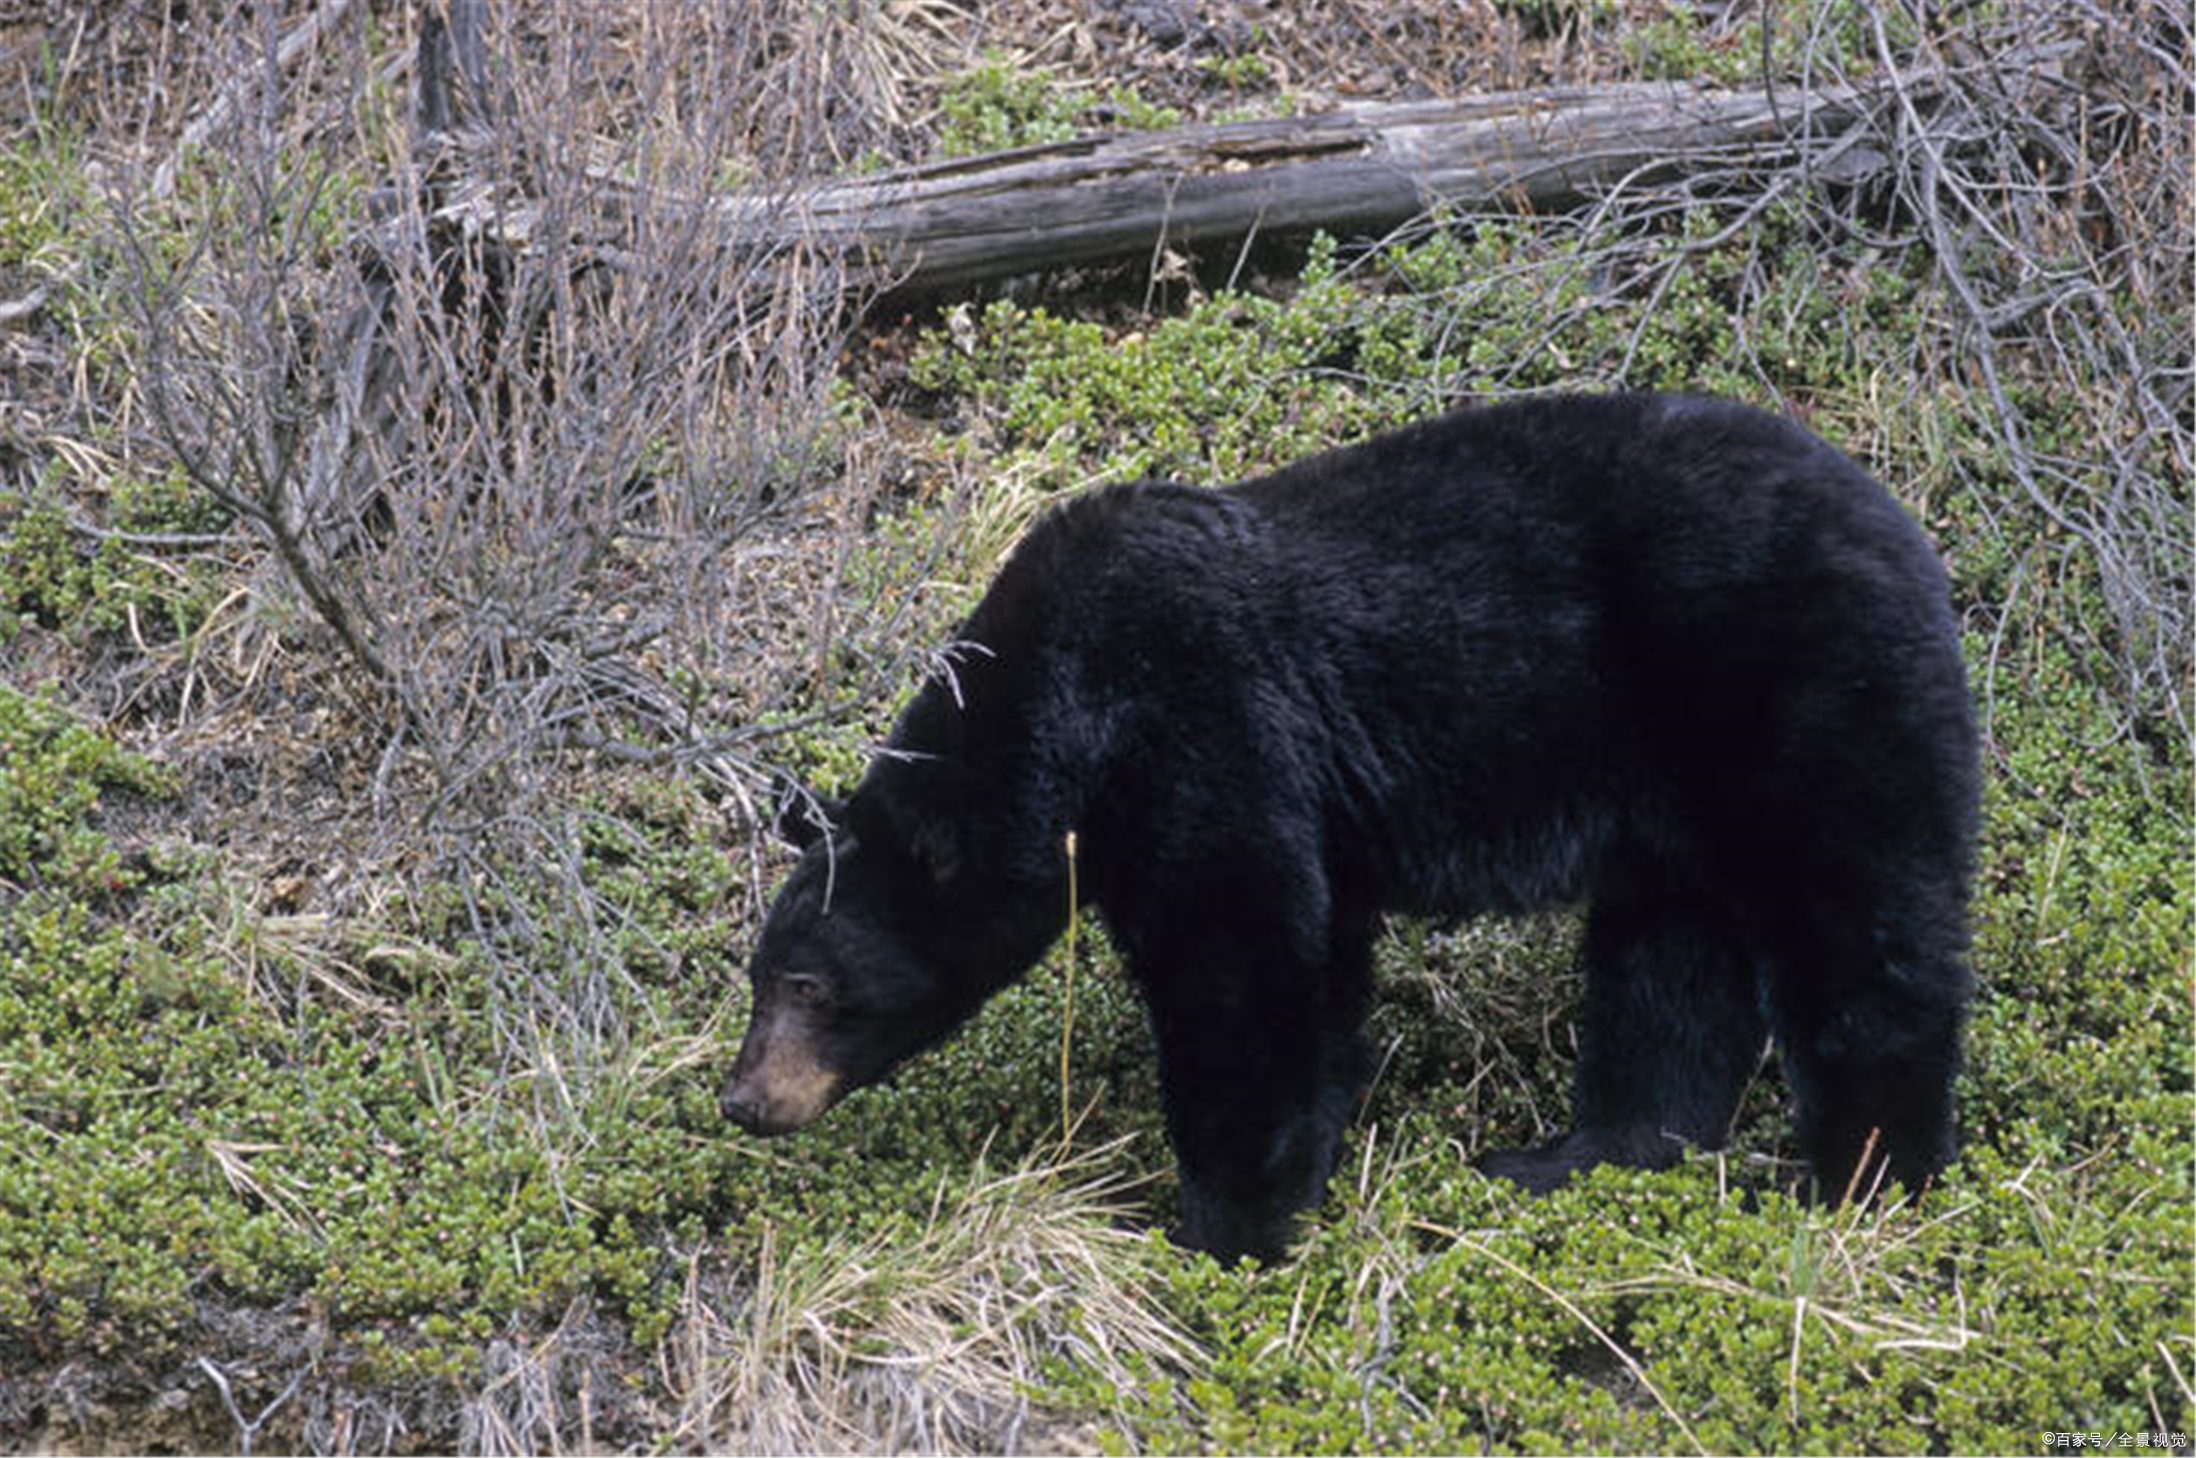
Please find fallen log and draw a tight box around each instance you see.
[759,83,1891,291]
[423,77,1904,296]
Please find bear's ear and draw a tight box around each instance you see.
[845,769,966,886]
[771,787,846,851]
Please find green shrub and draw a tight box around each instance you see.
[936,50,1179,157]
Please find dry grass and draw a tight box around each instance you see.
[1603,1185,1984,1356]
[661,1139,1198,1456]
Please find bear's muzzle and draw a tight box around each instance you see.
[722,1005,842,1135]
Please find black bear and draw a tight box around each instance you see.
[722,393,1979,1262]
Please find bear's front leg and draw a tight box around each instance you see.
[1160,1035,1354,1262]
[1138,936,1371,1264]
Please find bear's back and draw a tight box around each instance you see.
[1212,392,1968,914]
[924,393,1971,918]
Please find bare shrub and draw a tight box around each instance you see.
[451,1299,641,1458]
[104,2,921,1136]
[1850,0,2190,750]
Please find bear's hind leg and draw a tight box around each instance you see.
[1480,890,1765,1193]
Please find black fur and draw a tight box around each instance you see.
[722,393,1979,1262]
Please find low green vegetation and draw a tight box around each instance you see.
[1488,0,1891,83]
[1618,0,1895,85]
[0,666,1183,1418]
[936,48,1179,156]
[0,464,230,641]
[7,191,2188,1450]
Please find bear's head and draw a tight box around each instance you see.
[719,786,1001,1136]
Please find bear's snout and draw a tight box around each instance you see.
[722,1005,843,1135]
[720,1069,835,1136]
[719,1081,782,1135]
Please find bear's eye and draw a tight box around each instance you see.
[782,973,832,1009]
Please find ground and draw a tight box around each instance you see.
[0,2,2187,1454]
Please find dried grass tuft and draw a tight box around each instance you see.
[665,1139,1198,1456]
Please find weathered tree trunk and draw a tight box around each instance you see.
[723,82,1887,291]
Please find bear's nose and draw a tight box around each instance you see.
[721,1085,766,1133]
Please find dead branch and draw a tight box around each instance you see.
[149,0,358,202]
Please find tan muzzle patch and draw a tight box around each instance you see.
[724,1006,843,1135]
